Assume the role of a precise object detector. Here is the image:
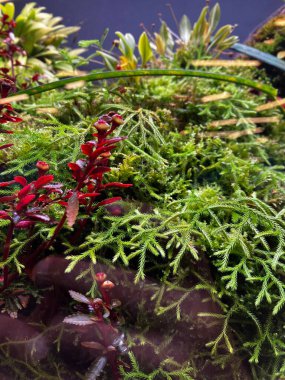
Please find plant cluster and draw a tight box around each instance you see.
[64,272,128,380]
[246,6,285,94]
[0,111,130,315]
[85,3,238,71]
[0,1,285,379]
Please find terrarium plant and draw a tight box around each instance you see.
[0,1,285,380]
[0,2,83,82]
[244,5,285,94]
[88,3,239,71]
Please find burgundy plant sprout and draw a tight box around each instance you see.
[64,272,128,380]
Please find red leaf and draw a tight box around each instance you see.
[0,180,14,187]
[58,201,68,207]
[63,314,95,326]
[34,175,54,189]
[0,143,13,150]
[81,143,94,156]
[15,220,34,229]
[90,145,116,159]
[0,195,16,203]
[103,182,133,189]
[0,129,13,133]
[68,163,81,172]
[37,194,49,203]
[14,176,27,187]
[98,136,126,147]
[90,166,111,176]
[3,114,23,123]
[18,184,32,199]
[0,210,10,219]
[96,197,122,208]
[26,213,50,223]
[16,194,36,211]
[66,192,79,227]
[78,192,101,199]
[69,290,90,304]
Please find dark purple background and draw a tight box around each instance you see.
[15,0,283,47]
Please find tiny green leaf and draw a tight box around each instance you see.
[209,3,221,33]
[79,39,101,48]
[138,32,153,66]
[179,15,191,43]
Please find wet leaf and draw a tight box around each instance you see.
[66,192,79,227]
[63,314,95,326]
[69,290,90,304]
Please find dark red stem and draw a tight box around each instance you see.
[3,222,14,288]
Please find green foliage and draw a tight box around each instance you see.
[0,2,15,21]
[1,2,285,379]
[92,3,238,70]
[14,2,82,77]
[174,3,239,60]
[120,352,193,379]
[138,32,153,67]
[245,9,285,94]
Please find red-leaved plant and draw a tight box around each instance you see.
[0,11,26,149]
[64,272,127,380]
[0,112,131,292]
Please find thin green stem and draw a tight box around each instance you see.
[12,69,277,98]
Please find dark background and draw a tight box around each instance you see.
[14,0,284,48]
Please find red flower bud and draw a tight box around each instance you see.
[101,280,115,290]
[94,120,110,132]
[36,161,50,172]
[111,114,124,127]
[94,272,107,283]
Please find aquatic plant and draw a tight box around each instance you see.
[0,1,285,379]
[64,272,128,380]
[0,111,131,315]
[0,4,25,150]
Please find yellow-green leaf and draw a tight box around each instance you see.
[1,2,14,20]
[138,32,153,66]
[155,33,165,55]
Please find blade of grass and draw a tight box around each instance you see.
[11,69,277,98]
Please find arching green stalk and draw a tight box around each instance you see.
[13,69,277,98]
